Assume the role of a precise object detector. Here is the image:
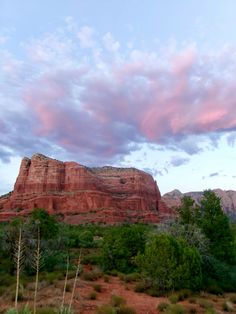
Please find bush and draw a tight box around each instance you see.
[110,294,126,307]
[82,269,102,281]
[169,294,180,304]
[37,307,56,314]
[164,304,185,314]
[88,291,97,300]
[96,304,116,314]
[222,301,234,312]
[100,225,147,273]
[93,284,102,292]
[229,294,236,303]
[136,234,202,292]
[116,305,137,314]
[157,302,170,312]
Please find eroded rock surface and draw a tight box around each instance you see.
[0,154,171,224]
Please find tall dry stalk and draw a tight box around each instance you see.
[14,226,24,311]
[33,225,42,314]
[68,251,81,312]
[61,255,70,310]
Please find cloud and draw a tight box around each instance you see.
[169,156,190,167]
[209,172,219,177]
[2,23,236,165]
[103,32,120,52]
[77,26,95,48]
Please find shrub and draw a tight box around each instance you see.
[93,284,102,292]
[116,305,137,314]
[37,307,56,314]
[187,306,197,314]
[96,304,116,314]
[134,280,151,293]
[229,294,236,303]
[110,294,126,307]
[88,291,97,300]
[197,299,212,309]
[82,269,102,281]
[206,284,223,295]
[100,225,147,273]
[222,301,234,312]
[58,306,74,314]
[164,304,185,314]
[136,234,202,292]
[169,294,180,304]
[6,305,33,314]
[157,302,170,312]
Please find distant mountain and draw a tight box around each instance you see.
[162,189,236,220]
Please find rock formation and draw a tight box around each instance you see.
[0,153,171,224]
[162,189,236,220]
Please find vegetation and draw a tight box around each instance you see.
[1,190,236,312]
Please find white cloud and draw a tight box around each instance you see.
[77,26,95,48]
[103,32,120,52]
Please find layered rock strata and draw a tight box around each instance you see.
[0,154,171,224]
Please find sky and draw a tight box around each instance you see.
[1,0,236,195]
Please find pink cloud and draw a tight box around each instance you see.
[2,29,236,164]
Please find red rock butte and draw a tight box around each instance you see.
[0,153,171,224]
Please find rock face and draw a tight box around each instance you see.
[162,189,236,219]
[0,154,171,224]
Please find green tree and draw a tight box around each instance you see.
[136,234,202,291]
[198,190,235,263]
[100,225,147,273]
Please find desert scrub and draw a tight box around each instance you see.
[168,294,180,304]
[164,304,186,314]
[197,299,213,309]
[6,305,32,314]
[110,294,126,307]
[96,304,115,314]
[36,307,56,314]
[229,294,236,303]
[88,291,97,300]
[222,301,234,312]
[116,305,137,314]
[157,302,170,312]
[81,268,103,281]
[93,283,102,292]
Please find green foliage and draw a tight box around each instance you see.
[178,196,198,225]
[110,294,126,307]
[164,304,185,314]
[136,234,202,292]
[29,208,59,239]
[96,305,116,314]
[198,190,236,263]
[58,306,74,314]
[157,302,170,312]
[6,305,33,314]
[100,224,147,273]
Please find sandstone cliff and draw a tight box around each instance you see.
[0,154,171,224]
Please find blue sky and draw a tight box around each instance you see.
[1,0,236,195]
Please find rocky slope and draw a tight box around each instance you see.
[162,189,236,219]
[0,153,171,224]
